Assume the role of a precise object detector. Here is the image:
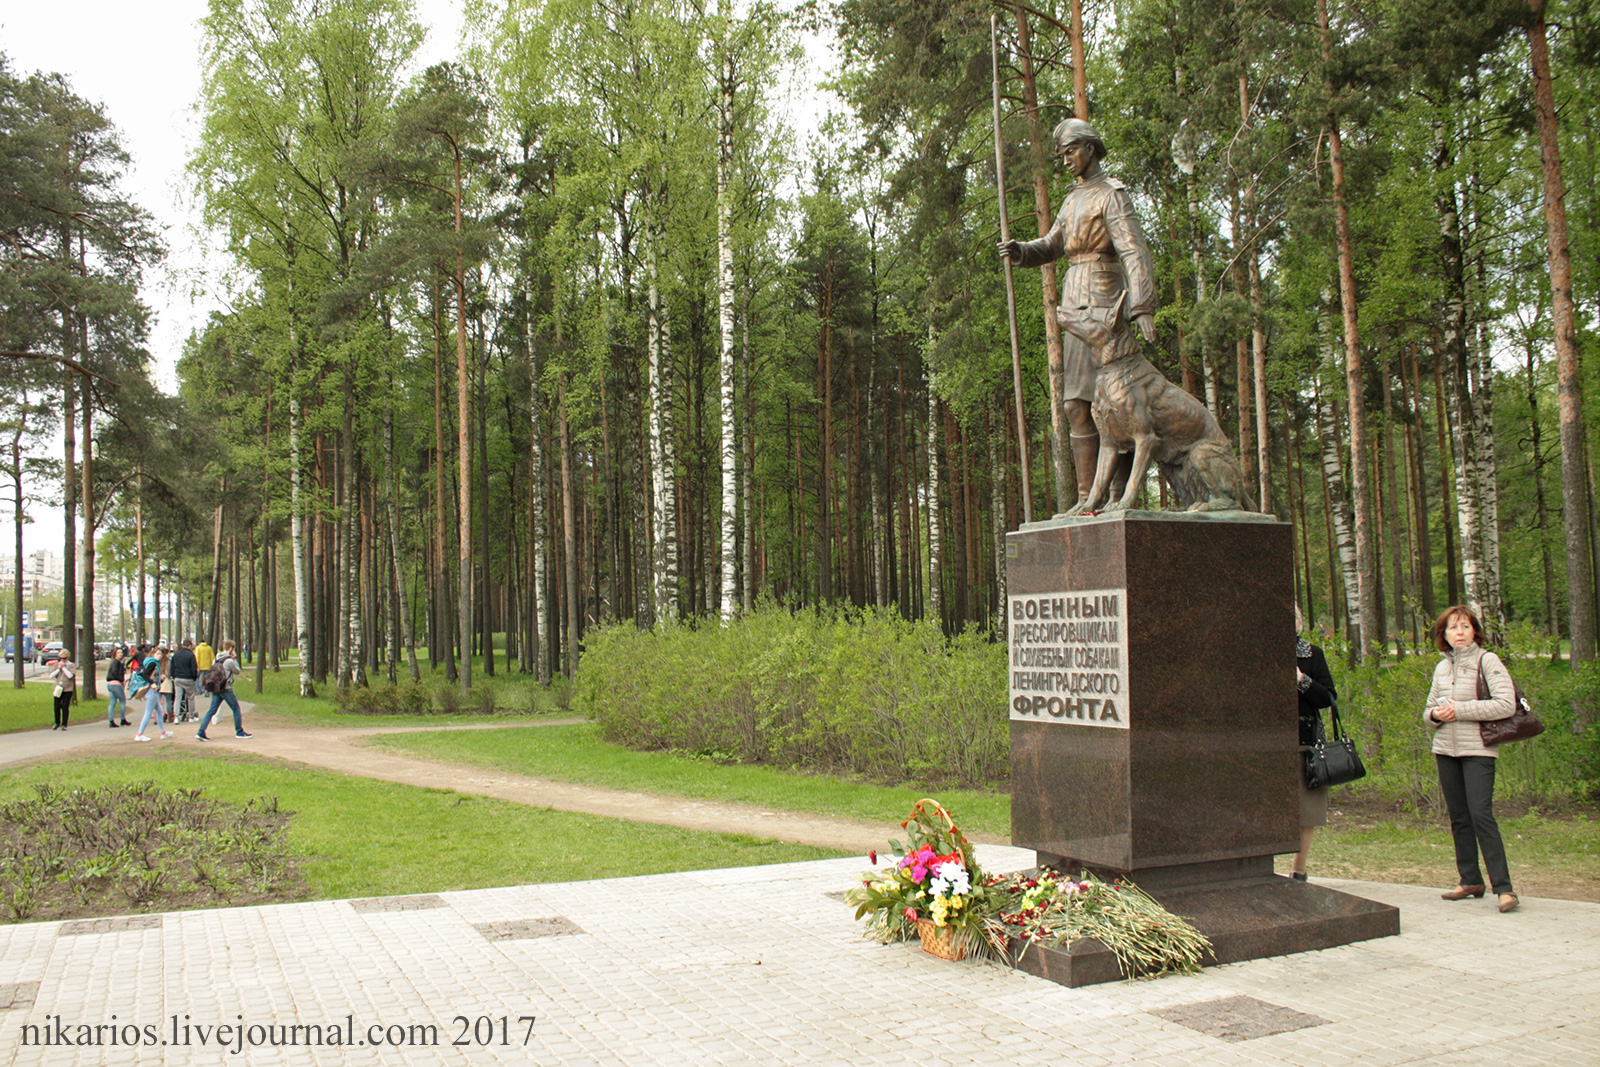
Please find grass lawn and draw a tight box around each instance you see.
[365,721,1013,838]
[0,678,64,734]
[0,749,844,909]
[1303,797,1600,902]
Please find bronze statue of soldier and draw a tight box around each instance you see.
[998,118,1157,511]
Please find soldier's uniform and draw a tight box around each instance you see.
[1014,172,1157,402]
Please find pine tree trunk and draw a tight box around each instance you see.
[454,146,474,693]
[1530,1,1598,662]
[1014,4,1072,510]
[79,380,96,699]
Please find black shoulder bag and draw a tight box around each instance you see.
[1304,700,1366,790]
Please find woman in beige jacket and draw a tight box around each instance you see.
[1423,605,1517,912]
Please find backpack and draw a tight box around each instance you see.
[129,670,151,700]
[201,659,230,694]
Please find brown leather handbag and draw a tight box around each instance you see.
[1476,659,1546,747]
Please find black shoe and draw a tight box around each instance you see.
[235,732,253,739]
[196,733,208,741]
[120,720,131,726]
[110,722,119,728]
[51,725,58,730]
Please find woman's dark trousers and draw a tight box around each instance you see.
[1436,754,1512,895]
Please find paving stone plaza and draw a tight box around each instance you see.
[1,843,1595,1066]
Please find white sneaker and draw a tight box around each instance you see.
[160,732,172,739]
[134,734,150,742]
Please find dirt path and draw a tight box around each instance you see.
[235,712,994,854]
[32,704,988,856]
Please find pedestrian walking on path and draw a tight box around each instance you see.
[197,639,250,740]
[134,646,173,742]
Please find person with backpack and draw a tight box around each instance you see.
[1424,605,1518,914]
[196,639,250,740]
[134,645,173,742]
[169,638,200,723]
[48,655,77,729]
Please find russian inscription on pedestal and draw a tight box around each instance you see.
[1008,590,1128,728]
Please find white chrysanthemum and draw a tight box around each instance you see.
[932,860,970,897]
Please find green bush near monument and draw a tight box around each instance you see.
[579,605,1007,788]
[578,608,1600,806]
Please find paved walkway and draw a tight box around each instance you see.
[0,854,1595,1066]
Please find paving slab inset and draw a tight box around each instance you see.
[55,916,161,936]
[473,917,585,941]
[348,894,449,913]
[0,982,38,1010]
[1152,995,1330,1042]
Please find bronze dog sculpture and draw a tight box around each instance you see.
[1058,294,1256,515]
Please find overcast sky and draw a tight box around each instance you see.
[0,0,461,563]
[1,1,830,568]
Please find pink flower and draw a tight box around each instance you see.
[910,864,928,883]
[903,907,918,921]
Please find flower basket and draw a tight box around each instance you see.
[915,918,967,961]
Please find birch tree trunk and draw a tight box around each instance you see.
[716,42,739,621]
[527,280,548,679]
[290,391,314,697]
[1317,382,1360,642]
[647,198,678,625]
[1471,327,1502,628]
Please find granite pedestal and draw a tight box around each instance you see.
[1005,511,1398,987]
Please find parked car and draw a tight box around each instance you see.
[3,635,34,663]
[37,641,65,666]
[93,641,118,660]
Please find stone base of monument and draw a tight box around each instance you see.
[1005,511,1400,988]
[1006,857,1401,988]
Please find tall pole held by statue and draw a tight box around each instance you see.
[993,15,1033,525]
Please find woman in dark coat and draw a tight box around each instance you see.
[1293,605,1337,881]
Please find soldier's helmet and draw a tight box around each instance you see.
[1051,118,1106,161]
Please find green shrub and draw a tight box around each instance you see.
[578,605,1007,788]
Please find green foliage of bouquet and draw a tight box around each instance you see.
[845,800,1213,978]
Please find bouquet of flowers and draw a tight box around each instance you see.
[982,868,1211,978]
[845,799,1001,960]
[846,800,1212,977]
